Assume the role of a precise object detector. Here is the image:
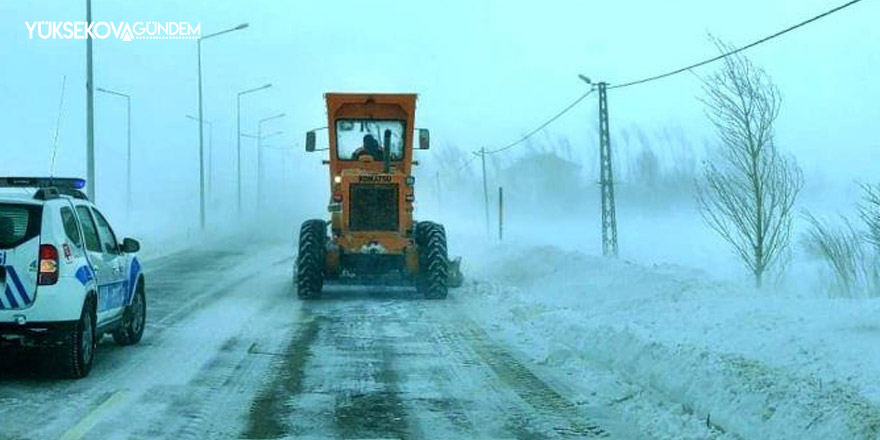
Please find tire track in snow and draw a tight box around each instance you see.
[242,313,320,439]
[427,305,610,438]
[0,246,294,440]
[132,271,301,440]
[242,296,418,439]
[325,310,410,440]
[0,248,256,440]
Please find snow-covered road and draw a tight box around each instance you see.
[0,243,722,439]
[12,239,874,439]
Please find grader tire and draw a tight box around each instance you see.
[416,221,449,300]
[297,219,326,299]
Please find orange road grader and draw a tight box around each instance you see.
[297,93,460,299]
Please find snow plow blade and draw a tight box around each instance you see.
[448,256,464,288]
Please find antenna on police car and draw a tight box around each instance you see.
[49,75,67,176]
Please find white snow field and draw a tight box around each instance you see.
[458,241,880,439]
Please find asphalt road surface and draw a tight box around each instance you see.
[0,245,639,439]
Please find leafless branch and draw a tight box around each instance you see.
[697,38,803,288]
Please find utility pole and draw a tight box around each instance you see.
[208,124,213,195]
[480,147,489,237]
[498,186,504,241]
[435,170,442,212]
[126,93,130,215]
[85,0,95,201]
[597,82,619,257]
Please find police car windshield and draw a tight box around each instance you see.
[336,119,405,161]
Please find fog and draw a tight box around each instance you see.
[1,0,878,291]
[4,3,880,438]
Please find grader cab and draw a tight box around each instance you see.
[297,93,454,299]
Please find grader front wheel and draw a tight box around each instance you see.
[297,219,326,299]
[416,221,449,300]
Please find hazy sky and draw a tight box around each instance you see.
[1,0,877,229]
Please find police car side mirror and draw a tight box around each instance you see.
[305,131,316,152]
[121,238,140,254]
[418,129,430,150]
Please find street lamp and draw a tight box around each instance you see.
[262,144,295,198]
[85,0,96,201]
[95,87,131,217]
[259,131,284,142]
[237,83,272,217]
[186,115,213,198]
[196,22,248,231]
[257,113,285,208]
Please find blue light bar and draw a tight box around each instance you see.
[0,177,87,190]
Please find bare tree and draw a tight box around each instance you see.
[858,183,880,296]
[803,213,868,297]
[859,182,880,249]
[697,41,804,288]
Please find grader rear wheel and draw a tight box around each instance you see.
[297,219,326,299]
[416,221,449,300]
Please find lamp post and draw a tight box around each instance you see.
[262,144,294,202]
[96,87,131,216]
[237,83,272,217]
[186,115,213,199]
[257,113,285,208]
[85,0,95,201]
[196,22,248,231]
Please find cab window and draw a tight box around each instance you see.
[336,119,405,161]
[92,209,120,255]
[60,207,83,248]
[75,206,102,253]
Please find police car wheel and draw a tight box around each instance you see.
[113,281,146,346]
[59,299,96,379]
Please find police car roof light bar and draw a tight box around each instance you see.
[0,177,87,190]
[0,177,89,201]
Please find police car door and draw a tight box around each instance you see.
[74,205,124,322]
[90,208,127,318]
[0,202,41,311]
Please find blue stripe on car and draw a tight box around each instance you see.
[75,265,94,286]
[6,266,30,305]
[4,285,20,309]
[98,280,128,312]
[127,257,141,303]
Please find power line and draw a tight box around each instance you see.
[479,0,867,157]
[453,154,479,173]
[484,90,594,155]
[609,0,868,90]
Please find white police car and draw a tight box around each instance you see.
[0,177,145,378]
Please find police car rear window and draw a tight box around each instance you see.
[0,203,43,249]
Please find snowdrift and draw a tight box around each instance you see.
[460,243,880,439]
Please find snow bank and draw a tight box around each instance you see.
[459,243,880,439]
